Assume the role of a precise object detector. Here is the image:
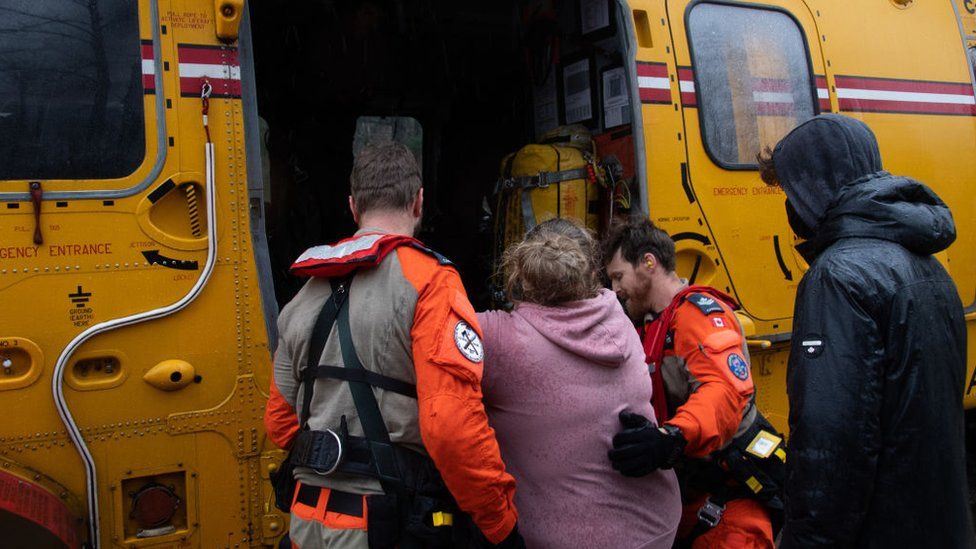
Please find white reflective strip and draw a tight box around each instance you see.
[142,59,155,75]
[817,88,830,99]
[295,233,386,263]
[637,76,670,90]
[801,340,823,346]
[836,87,976,105]
[178,62,242,80]
[753,91,794,104]
[679,80,695,93]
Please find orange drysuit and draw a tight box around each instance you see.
[643,286,773,549]
[264,231,518,547]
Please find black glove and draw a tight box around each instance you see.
[608,411,686,477]
[493,523,526,549]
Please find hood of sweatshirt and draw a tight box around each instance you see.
[512,288,632,368]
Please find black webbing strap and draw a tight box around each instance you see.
[313,366,417,399]
[496,167,589,193]
[335,293,405,489]
[299,278,348,429]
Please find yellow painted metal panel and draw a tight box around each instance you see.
[0,0,278,546]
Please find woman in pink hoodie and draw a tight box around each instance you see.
[478,219,681,549]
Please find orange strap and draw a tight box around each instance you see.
[290,484,368,531]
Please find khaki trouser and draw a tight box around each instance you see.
[289,483,369,549]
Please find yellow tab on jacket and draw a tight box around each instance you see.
[746,430,782,459]
[432,512,453,527]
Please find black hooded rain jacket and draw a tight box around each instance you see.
[771,114,974,548]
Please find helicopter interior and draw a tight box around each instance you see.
[248,0,638,309]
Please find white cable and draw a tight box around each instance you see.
[52,141,217,548]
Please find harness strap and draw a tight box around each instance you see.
[313,365,417,399]
[299,280,347,429]
[521,186,538,232]
[335,290,405,489]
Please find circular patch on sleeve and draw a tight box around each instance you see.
[454,321,484,363]
[727,353,749,381]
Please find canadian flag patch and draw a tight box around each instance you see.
[712,317,725,328]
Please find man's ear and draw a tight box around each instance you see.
[642,252,658,272]
[348,195,360,224]
[411,188,424,218]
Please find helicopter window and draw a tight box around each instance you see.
[687,3,816,168]
[353,116,423,168]
[0,0,145,181]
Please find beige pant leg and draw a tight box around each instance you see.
[289,512,369,549]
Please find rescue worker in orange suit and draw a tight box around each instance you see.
[602,219,783,549]
[264,143,523,548]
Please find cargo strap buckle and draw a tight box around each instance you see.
[697,498,726,528]
[535,171,551,189]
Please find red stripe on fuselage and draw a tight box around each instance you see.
[835,76,973,96]
[637,62,668,78]
[837,98,976,115]
[177,45,240,66]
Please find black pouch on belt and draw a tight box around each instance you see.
[717,411,786,536]
[403,494,458,547]
[366,493,401,549]
[721,412,786,510]
[270,458,297,513]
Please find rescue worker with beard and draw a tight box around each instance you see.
[603,220,782,549]
[264,143,523,548]
[758,114,975,548]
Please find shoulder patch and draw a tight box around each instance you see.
[800,335,824,359]
[454,321,484,362]
[727,353,750,381]
[408,242,454,266]
[687,293,725,315]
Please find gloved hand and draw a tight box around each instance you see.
[493,522,526,549]
[608,411,686,477]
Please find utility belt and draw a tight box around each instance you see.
[289,421,438,494]
[270,276,478,548]
[679,409,786,542]
[279,426,471,548]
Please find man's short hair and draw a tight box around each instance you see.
[601,218,676,272]
[756,145,779,186]
[350,142,422,214]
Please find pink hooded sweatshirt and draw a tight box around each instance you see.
[477,289,681,549]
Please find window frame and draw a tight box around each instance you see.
[684,0,821,171]
[0,0,167,201]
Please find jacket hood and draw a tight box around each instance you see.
[773,114,955,260]
[772,114,883,234]
[513,288,630,368]
[795,174,956,261]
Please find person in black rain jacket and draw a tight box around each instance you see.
[758,114,975,548]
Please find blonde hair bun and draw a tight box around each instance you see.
[503,229,600,306]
